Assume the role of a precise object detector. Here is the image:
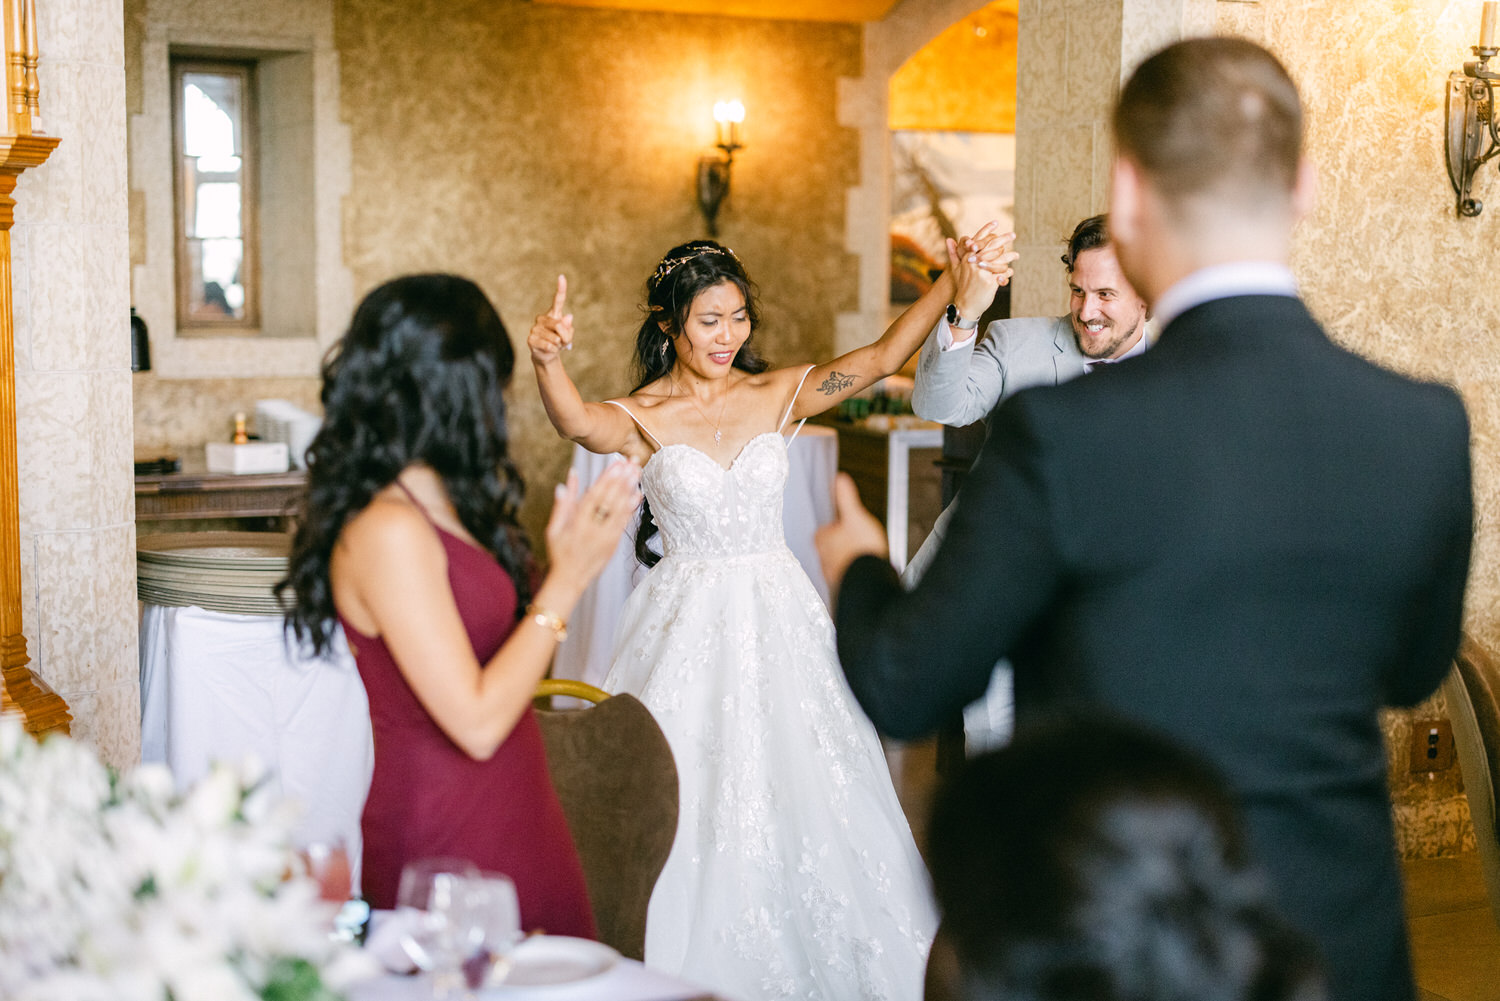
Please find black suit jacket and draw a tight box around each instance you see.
[837,295,1473,1001]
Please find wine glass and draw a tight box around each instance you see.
[460,872,524,990]
[301,839,353,903]
[395,857,483,998]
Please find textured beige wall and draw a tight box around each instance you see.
[335,0,860,542]
[16,0,137,766]
[1215,0,1499,858]
[1011,0,1488,857]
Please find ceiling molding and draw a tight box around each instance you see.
[529,0,900,23]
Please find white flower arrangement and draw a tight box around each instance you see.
[0,715,375,1001]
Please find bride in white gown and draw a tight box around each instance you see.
[528,235,1014,1001]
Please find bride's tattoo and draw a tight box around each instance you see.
[819,371,856,395]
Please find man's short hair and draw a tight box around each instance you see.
[1113,37,1302,212]
[1060,214,1109,272]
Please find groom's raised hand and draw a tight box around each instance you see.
[815,473,889,606]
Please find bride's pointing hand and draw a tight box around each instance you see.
[529,275,575,366]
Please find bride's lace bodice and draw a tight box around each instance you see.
[643,432,790,561]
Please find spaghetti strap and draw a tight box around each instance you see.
[605,399,664,450]
[392,479,433,522]
[778,365,817,439]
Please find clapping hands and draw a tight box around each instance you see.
[544,459,642,593]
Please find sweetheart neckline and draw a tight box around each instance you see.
[647,430,787,474]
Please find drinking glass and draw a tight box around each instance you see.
[395,857,483,998]
[302,839,353,903]
[461,872,524,990]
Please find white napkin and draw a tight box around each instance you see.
[364,909,418,974]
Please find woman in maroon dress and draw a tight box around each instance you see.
[280,274,641,937]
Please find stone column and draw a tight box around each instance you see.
[1012,0,1213,318]
[13,0,136,766]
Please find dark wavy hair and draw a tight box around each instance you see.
[629,240,769,567]
[278,273,533,655]
[1060,214,1110,272]
[929,712,1326,1001]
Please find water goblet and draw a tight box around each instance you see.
[460,872,524,990]
[395,857,483,998]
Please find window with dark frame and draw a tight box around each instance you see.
[171,58,258,331]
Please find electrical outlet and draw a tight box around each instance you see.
[1409,719,1455,773]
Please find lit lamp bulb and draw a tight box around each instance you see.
[713,100,745,151]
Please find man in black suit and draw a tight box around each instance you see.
[819,37,1472,1001]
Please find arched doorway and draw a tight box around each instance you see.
[834,0,1006,357]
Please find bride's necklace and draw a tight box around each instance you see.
[676,376,731,444]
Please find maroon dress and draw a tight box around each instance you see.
[341,508,595,939]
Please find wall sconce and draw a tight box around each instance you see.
[1446,1,1500,216]
[697,100,744,237]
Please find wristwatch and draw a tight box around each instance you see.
[945,303,979,331]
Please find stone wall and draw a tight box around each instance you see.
[334,0,862,542]
[16,0,136,765]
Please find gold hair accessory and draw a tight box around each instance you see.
[651,246,738,287]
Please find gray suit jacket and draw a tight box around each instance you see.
[911,315,1087,426]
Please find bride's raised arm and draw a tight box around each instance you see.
[787,225,1016,422]
[530,274,646,459]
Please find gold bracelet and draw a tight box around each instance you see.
[524,604,568,642]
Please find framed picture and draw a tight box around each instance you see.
[890,130,1015,303]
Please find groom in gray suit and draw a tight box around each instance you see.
[904,215,1153,753]
[911,214,1150,429]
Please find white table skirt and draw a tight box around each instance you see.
[138,603,373,876]
[552,427,838,689]
[346,961,716,1001]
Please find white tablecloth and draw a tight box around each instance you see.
[552,427,838,689]
[138,603,372,875]
[346,961,715,1001]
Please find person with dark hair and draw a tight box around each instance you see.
[911,213,1151,432]
[279,273,643,936]
[820,37,1472,1001]
[927,713,1326,1001]
[905,214,1152,754]
[528,233,1013,1001]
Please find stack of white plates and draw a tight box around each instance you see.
[255,399,323,470]
[136,532,292,616]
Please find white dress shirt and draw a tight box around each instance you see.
[1151,261,1299,331]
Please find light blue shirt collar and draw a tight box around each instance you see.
[1152,262,1299,331]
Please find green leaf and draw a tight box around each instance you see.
[258,957,344,1001]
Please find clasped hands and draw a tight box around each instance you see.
[947,221,1019,331]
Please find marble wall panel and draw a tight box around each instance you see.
[12,0,137,759]
[335,0,861,541]
[80,66,129,230]
[16,369,94,535]
[66,681,143,771]
[33,530,102,694]
[26,223,90,371]
[30,522,137,728]
[91,372,137,529]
